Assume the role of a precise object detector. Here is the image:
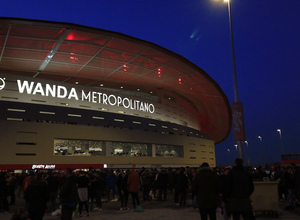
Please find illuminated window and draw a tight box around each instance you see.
[54,139,105,156]
[111,142,151,157]
[155,145,183,158]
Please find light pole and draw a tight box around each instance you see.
[234,144,238,157]
[258,136,264,167]
[244,141,250,166]
[227,148,231,165]
[223,0,245,161]
[277,129,283,155]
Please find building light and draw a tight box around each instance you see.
[114,119,124,122]
[123,64,129,71]
[7,108,25,112]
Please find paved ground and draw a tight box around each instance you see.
[1,194,300,220]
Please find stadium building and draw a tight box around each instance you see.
[0,18,231,170]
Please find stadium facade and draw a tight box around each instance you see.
[0,18,232,170]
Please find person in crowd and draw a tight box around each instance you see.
[175,167,189,207]
[77,171,90,217]
[0,172,9,213]
[192,162,221,220]
[8,173,17,206]
[17,173,26,198]
[156,168,169,201]
[24,172,50,220]
[140,169,152,201]
[45,171,60,212]
[88,173,97,212]
[272,165,284,200]
[90,171,105,211]
[294,165,300,207]
[59,168,77,220]
[106,169,117,201]
[151,169,159,200]
[219,166,232,220]
[116,169,123,201]
[168,168,177,194]
[252,166,268,180]
[191,167,198,208]
[120,170,130,210]
[128,169,141,210]
[22,172,36,209]
[283,165,295,210]
[173,168,180,204]
[223,158,254,220]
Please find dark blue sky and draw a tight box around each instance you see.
[2,0,300,166]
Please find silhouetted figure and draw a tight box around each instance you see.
[24,173,49,220]
[77,171,90,217]
[192,162,221,220]
[60,168,77,220]
[0,172,9,213]
[224,158,254,220]
[119,170,130,210]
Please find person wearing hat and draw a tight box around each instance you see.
[192,162,221,220]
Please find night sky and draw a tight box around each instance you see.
[2,0,300,166]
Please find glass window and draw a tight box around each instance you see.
[54,139,105,156]
[155,145,183,158]
[111,142,151,157]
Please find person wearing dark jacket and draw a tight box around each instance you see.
[59,168,77,220]
[77,171,90,217]
[0,172,9,213]
[283,165,295,209]
[24,173,50,220]
[223,158,254,220]
[89,171,104,211]
[120,170,130,210]
[175,168,189,207]
[45,171,59,212]
[192,163,221,220]
[157,169,169,201]
[141,170,152,201]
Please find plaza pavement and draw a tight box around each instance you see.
[1,194,300,220]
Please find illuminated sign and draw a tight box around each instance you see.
[0,78,5,90]
[32,164,56,169]
[16,80,155,113]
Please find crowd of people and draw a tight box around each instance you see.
[0,159,300,220]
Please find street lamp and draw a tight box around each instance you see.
[277,129,283,155]
[258,136,264,167]
[244,141,250,166]
[234,144,238,157]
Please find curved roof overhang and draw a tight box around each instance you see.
[0,17,232,144]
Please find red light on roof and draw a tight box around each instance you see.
[70,52,78,63]
[123,64,129,71]
[178,78,182,85]
[66,33,74,41]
